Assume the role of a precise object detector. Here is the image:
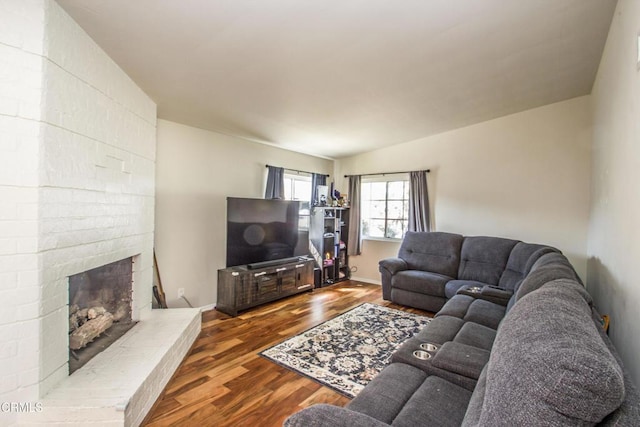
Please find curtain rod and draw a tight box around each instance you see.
[344,169,430,178]
[266,164,330,177]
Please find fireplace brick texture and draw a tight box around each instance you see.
[0,0,157,414]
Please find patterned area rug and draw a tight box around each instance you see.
[260,303,431,398]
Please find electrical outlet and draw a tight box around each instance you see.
[178,288,185,298]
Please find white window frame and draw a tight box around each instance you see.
[283,172,312,230]
[360,174,410,241]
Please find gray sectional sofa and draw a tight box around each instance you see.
[284,232,640,426]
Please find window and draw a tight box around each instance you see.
[284,172,312,229]
[361,176,409,239]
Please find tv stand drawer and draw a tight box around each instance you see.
[253,272,279,300]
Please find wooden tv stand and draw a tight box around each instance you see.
[216,258,314,316]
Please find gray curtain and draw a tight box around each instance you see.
[311,173,327,206]
[265,166,285,199]
[347,175,362,256]
[408,170,431,232]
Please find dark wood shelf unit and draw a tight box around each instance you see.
[309,207,350,287]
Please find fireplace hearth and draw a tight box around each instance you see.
[68,257,137,373]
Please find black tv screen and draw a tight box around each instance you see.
[226,197,307,267]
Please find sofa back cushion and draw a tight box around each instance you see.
[457,236,518,285]
[478,279,625,425]
[498,243,558,291]
[398,231,463,278]
[529,251,583,284]
[514,252,584,302]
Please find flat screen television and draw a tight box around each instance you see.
[226,197,308,268]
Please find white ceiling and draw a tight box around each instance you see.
[55,0,616,159]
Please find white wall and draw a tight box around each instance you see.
[0,0,157,411]
[336,96,592,283]
[588,0,640,388]
[155,120,333,308]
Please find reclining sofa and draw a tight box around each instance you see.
[379,231,561,313]
[284,232,640,426]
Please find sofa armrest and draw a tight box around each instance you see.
[379,257,408,275]
[430,341,491,380]
[456,285,513,306]
[379,258,408,301]
[284,404,390,427]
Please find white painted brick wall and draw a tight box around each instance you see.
[36,0,157,399]
[0,1,47,419]
[0,0,158,418]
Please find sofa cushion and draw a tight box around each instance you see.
[284,404,389,427]
[436,294,474,319]
[414,315,466,344]
[463,299,506,330]
[453,322,496,351]
[346,362,427,423]
[392,375,472,427]
[390,288,447,313]
[457,236,518,285]
[436,295,506,330]
[286,372,473,427]
[398,231,463,278]
[514,253,585,303]
[498,242,558,291]
[391,270,450,296]
[531,251,574,270]
[528,251,583,283]
[479,279,626,425]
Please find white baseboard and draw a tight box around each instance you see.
[199,303,216,312]
[350,276,382,285]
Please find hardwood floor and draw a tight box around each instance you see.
[142,281,432,427]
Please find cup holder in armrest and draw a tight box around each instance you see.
[457,286,482,296]
[456,285,513,306]
[413,350,432,360]
[419,342,439,352]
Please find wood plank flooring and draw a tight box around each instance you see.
[142,281,432,427]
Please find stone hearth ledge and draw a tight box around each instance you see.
[20,308,201,426]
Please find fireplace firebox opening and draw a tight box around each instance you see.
[68,257,138,374]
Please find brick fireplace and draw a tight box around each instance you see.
[1,1,200,426]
